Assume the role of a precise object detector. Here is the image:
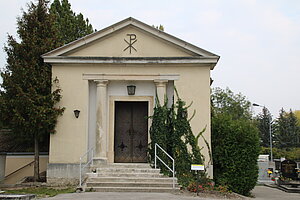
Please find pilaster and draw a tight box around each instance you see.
[154,80,168,105]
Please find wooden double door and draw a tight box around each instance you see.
[114,101,148,163]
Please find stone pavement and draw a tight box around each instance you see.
[251,185,300,200]
[40,191,241,200]
[40,186,300,200]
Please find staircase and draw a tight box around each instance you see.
[84,163,180,192]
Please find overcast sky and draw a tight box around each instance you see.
[0,0,299,117]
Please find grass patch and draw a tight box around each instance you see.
[4,187,75,198]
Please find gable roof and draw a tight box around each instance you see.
[43,17,219,69]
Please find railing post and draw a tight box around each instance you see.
[155,143,176,189]
[79,157,82,186]
[173,160,175,189]
[91,148,94,166]
[154,143,157,169]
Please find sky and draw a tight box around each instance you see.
[0,0,299,118]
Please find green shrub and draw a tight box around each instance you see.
[148,91,206,187]
[212,113,260,196]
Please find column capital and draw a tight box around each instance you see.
[95,80,109,87]
[154,79,168,87]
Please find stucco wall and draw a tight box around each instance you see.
[51,63,211,165]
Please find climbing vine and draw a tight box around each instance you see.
[149,90,207,186]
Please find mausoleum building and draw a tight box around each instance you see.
[43,17,219,183]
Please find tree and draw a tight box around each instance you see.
[50,0,94,45]
[211,87,252,120]
[0,0,64,181]
[211,87,260,196]
[274,109,300,149]
[0,95,3,129]
[255,107,272,147]
[152,24,164,31]
[294,110,300,125]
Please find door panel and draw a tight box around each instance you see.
[114,101,148,163]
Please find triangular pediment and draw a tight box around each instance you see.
[63,25,198,57]
[43,17,219,68]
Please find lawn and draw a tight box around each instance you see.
[4,187,75,198]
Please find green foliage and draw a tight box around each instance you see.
[148,98,169,166]
[50,0,94,45]
[273,109,300,149]
[294,110,300,125]
[4,187,75,198]
[0,95,3,129]
[149,91,206,187]
[212,87,252,120]
[260,147,300,161]
[0,0,94,180]
[0,0,64,139]
[187,181,230,194]
[211,88,260,196]
[254,107,272,147]
[152,24,164,31]
[0,0,65,180]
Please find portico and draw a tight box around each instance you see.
[82,73,177,164]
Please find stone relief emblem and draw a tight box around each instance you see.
[123,34,137,54]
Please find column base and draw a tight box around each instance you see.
[92,157,108,165]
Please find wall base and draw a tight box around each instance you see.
[47,163,79,186]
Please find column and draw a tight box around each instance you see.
[94,80,108,163]
[154,80,168,105]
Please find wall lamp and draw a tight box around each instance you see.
[74,110,80,118]
[127,85,136,95]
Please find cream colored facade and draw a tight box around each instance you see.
[43,17,219,181]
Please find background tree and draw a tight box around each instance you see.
[294,110,300,124]
[274,109,300,149]
[211,87,260,196]
[255,107,272,147]
[152,24,164,31]
[0,95,3,129]
[50,0,94,44]
[0,0,94,182]
[212,87,252,120]
[0,0,64,181]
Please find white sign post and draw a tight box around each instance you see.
[191,164,205,196]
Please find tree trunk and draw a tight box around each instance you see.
[34,132,40,182]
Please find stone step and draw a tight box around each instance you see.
[87,177,176,183]
[95,168,161,173]
[92,163,152,169]
[86,186,180,193]
[87,172,164,178]
[84,162,180,193]
[86,181,178,188]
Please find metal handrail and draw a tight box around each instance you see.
[154,143,175,189]
[79,147,94,187]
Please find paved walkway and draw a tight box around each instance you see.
[40,186,300,200]
[40,191,242,200]
[251,185,300,200]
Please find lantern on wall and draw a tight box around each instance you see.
[127,85,136,95]
[74,110,80,118]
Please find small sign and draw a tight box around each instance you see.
[191,164,204,171]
